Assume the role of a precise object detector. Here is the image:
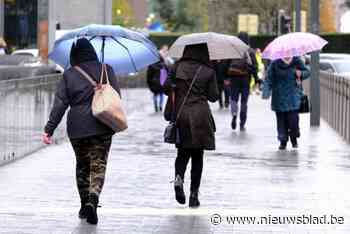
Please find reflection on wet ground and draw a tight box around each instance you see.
[1,89,350,233]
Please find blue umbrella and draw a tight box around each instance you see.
[49,24,160,76]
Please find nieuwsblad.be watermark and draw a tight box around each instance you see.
[210,214,345,226]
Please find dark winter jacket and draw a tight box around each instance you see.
[164,58,219,150]
[214,60,228,85]
[146,61,168,94]
[44,38,121,139]
[225,32,258,85]
[262,57,310,112]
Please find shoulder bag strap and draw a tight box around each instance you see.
[169,64,178,122]
[99,64,110,85]
[175,66,203,123]
[75,66,97,87]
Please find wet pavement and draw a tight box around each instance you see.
[1,88,350,234]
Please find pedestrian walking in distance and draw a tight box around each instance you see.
[225,32,258,131]
[42,38,121,224]
[164,43,219,208]
[147,57,168,112]
[262,57,310,150]
[214,60,230,109]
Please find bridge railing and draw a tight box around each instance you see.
[0,71,149,166]
[0,74,66,165]
[305,72,350,143]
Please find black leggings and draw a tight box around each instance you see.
[175,148,204,192]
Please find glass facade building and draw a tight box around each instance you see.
[2,0,38,50]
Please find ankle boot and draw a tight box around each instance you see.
[86,193,99,225]
[279,141,287,150]
[291,137,298,148]
[78,197,89,219]
[174,175,186,204]
[231,116,237,130]
[189,190,200,208]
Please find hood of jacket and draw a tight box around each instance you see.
[70,38,98,67]
[176,59,211,81]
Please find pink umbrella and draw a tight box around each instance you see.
[262,32,328,60]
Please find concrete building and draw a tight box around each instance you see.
[129,0,148,27]
[334,0,349,31]
[0,0,112,55]
[55,0,112,29]
[0,0,55,53]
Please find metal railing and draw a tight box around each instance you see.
[319,72,350,142]
[0,74,66,165]
[0,71,149,166]
[305,72,350,143]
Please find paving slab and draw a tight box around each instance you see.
[0,89,350,234]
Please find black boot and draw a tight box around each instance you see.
[231,116,237,130]
[291,137,298,148]
[174,175,186,204]
[189,190,200,208]
[78,197,89,219]
[279,141,287,150]
[86,193,99,225]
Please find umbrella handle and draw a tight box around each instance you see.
[101,36,106,63]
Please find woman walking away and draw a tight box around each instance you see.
[42,38,121,225]
[147,57,168,112]
[164,43,219,208]
[262,57,310,150]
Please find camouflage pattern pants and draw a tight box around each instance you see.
[70,134,112,201]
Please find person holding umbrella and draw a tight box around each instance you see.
[166,32,248,207]
[45,24,159,225]
[262,32,327,150]
[42,38,120,224]
[164,43,219,208]
[262,57,310,150]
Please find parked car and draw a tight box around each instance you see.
[319,60,350,76]
[319,53,350,61]
[12,49,39,57]
[305,53,350,77]
[11,49,63,73]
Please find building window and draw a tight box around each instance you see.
[4,0,38,50]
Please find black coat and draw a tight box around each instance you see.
[146,62,167,94]
[214,61,228,85]
[224,48,259,88]
[164,59,219,150]
[44,61,120,139]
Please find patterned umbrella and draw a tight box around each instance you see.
[169,32,249,60]
[262,32,328,60]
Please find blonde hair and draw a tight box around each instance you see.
[0,38,7,48]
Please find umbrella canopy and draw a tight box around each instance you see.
[262,32,328,60]
[169,32,249,60]
[49,24,160,76]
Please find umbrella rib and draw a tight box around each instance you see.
[88,36,98,42]
[110,36,138,72]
